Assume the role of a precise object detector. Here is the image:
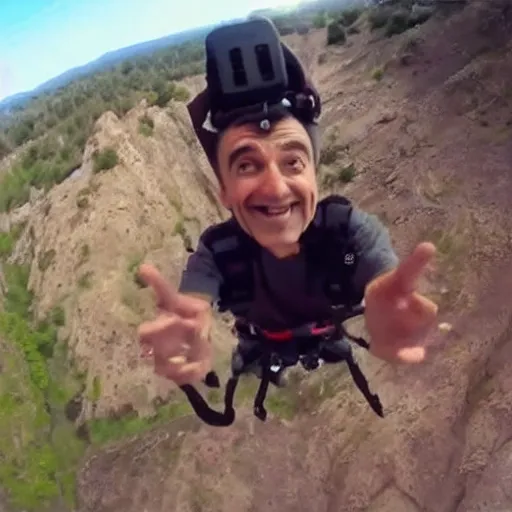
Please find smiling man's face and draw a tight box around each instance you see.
[216,115,318,258]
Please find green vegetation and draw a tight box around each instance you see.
[0,227,21,258]
[88,375,102,403]
[225,365,355,421]
[38,248,56,272]
[173,218,193,251]
[313,11,327,28]
[318,127,356,188]
[88,399,191,445]
[0,41,201,213]
[322,162,357,188]
[327,21,347,45]
[0,0,439,215]
[169,197,198,252]
[338,162,356,183]
[92,147,119,173]
[0,224,199,509]
[77,270,93,289]
[75,182,100,210]
[0,228,86,511]
[126,252,147,289]
[138,113,155,137]
[372,66,384,81]
[319,128,349,166]
[368,2,433,37]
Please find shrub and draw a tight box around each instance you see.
[409,5,433,26]
[0,134,11,159]
[138,114,154,137]
[327,21,346,45]
[372,67,384,81]
[92,147,118,173]
[0,232,15,258]
[368,7,392,30]
[339,8,362,27]
[313,12,326,28]
[385,9,410,37]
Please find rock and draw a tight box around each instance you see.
[385,171,399,185]
[377,110,398,124]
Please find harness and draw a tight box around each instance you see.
[179,195,384,426]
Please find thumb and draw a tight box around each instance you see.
[137,263,193,315]
[393,242,436,295]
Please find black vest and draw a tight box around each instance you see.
[201,194,363,320]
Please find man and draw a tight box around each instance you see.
[137,19,438,392]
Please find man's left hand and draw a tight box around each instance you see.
[364,242,439,364]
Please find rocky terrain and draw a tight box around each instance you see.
[1,1,512,511]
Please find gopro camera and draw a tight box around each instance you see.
[205,17,289,115]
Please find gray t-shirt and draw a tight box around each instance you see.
[178,206,398,330]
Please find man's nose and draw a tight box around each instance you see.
[259,162,288,197]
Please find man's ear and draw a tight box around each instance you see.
[219,186,231,209]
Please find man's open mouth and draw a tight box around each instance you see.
[250,202,300,217]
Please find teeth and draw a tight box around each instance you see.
[266,206,289,215]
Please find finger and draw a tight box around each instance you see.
[175,360,210,384]
[138,263,199,316]
[189,336,213,370]
[138,316,198,356]
[140,345,154,359]
[396,345,426,364]
[394,293,438,326]
[387,299,438,350]
[394,242,436,295]
[155,358,208,385]
[187,317,212,361]
[138,314,177,346]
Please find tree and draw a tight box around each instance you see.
[0,134,11,159]
[313,12,327,28]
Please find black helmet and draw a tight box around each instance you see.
[187,17,322,170]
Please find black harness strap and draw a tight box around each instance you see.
[248,319,384,420]
[179,371,240,427]
[180,382,235,427]
[254,363,272,421]
[202,218,257,317]
[179,195,385,426]
[318,196,362,306]
[345,357,384,417]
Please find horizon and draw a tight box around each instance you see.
[0,0,301,102]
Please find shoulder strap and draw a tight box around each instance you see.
[202,218,258,316]
[202,194,361,316]
[302,194,362,308]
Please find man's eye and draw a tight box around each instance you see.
[237,161,256,174]
[285,156,305,170]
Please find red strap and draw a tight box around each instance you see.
[261,329,293,342]
[310,325,334,336]
[260,324,334,342]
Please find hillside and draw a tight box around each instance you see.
[0,0,359,114]
[1,0,512,511]
[0,26,213,114]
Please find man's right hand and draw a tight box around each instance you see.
[137,263,213,386]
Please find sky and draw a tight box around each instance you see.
[0,0,300,101]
